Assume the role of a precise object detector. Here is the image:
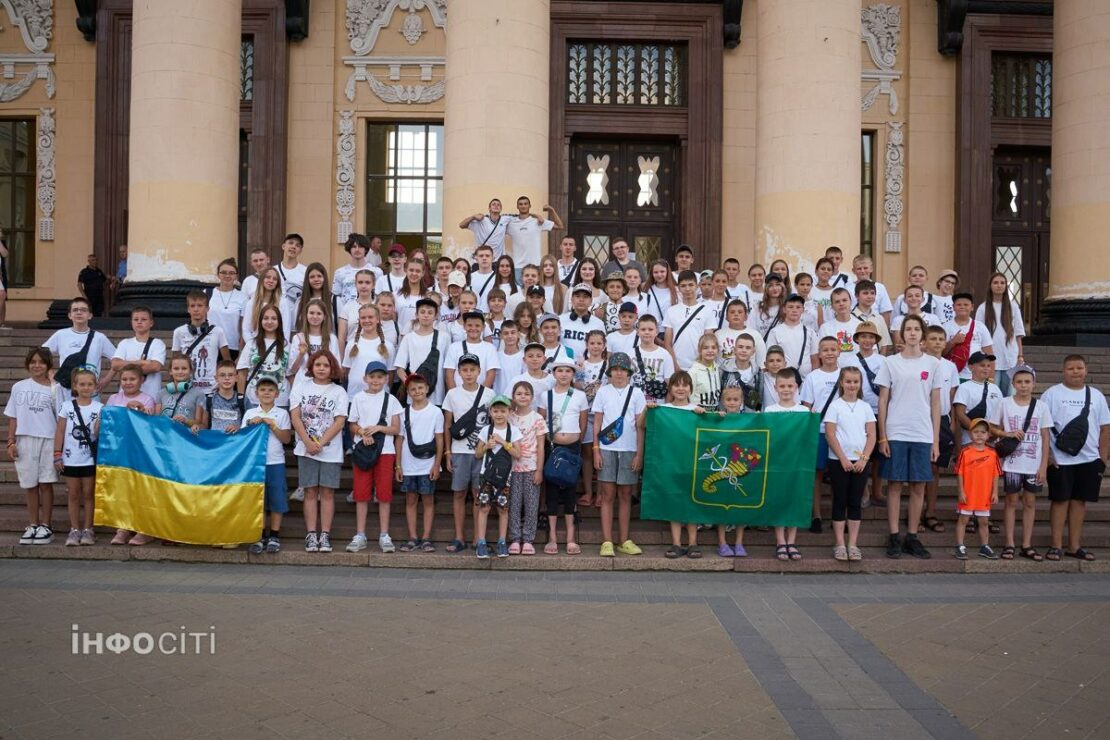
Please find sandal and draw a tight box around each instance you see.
[687,547,702,559]
[665,545,687,559]
[544,541,558,555]
[787,544,802,561]
[923,516,946,533]
[446,539,466,553]
[398,539,419,552]
[1000,546,1015,560]
[566,542,581,555]
[1018,547,1043,562]
[988,522,1000,534]
[1045,547,1063,561]
[965,520,977,534]
[421,540,436,553]
[832,545,848,561]
[1065,548,1096,562]
[775,544,789,561]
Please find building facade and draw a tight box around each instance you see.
[0,0,1105,339]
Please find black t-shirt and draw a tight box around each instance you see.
[79,267,107,295]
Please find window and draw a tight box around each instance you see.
[0,119,35,287]
[365,122,444,256]
[991,53,1051,119]
[568,42,687,107]
[860,131,875,256]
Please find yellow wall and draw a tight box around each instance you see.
[720,12,758,265]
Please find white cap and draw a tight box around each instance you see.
[447,270,467,288]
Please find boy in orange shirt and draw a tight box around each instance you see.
[953,418,1002,560]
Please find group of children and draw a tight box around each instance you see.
[6,235,1106,563]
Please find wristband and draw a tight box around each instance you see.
[53,451,63,458]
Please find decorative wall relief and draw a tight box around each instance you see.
[335,111,355,244]
[883,121,904,253]
[0,0,55,101]
[860,3,901,115]
[344,0,446,104]
[36,106,54,241]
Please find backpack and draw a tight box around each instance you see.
[479,422,513,491]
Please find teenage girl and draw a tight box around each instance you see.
[539,254,565,314]
[289,298,340,397]
[645,259,677,322]
[575,329,608,507]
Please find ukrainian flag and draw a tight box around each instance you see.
[94,407,267,545]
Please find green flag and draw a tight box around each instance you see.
[641,407,819,527]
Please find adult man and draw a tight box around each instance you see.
[559,283,605,358]
[276,233,306,322]
[241,247,271,299]
[556,236,580,287]
[459,198,510,260]
[506,196,563,269]
[109,244,128,303]
[671,244,696,282]
[601,238,647,284]
[78,254,109,317]
[367,234,384,269]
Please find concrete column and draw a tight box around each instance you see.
[754,0,861,271]
[126,0,241,282]
[441,0,550,259]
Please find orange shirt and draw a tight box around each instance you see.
[955,444,1001,510]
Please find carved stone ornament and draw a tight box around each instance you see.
[335,111,355,244]
[347,0,446,56]
[343,55,445,103]
[860,3,901,115]
[883,121,904,253]
[400,10,424,44]
[0,0,55,101]
[37,106,54,241]
[1,0,53,53]
[364,74,444,104]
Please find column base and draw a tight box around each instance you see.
[39,280,215,330]
[1029,298,1110,347]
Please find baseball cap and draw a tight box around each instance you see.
[447,270,467,288]
[539,312,561,325]
[458,353,481,367]
[698,269,715,282]
[527,285,546,297]
[523,341,546,353]
[364,361,388,375]
[572,282,593,295]
[490,394,512,407]
[967,350,997,365]
[1011,363,1036,379]
[388,243,406,256]
[550,357,576,370]
[619,301,638,314]
[969,418,990,431]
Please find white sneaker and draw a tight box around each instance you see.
[64,529,81,547]
[345,491,355,504]
[346,533,368,552]
[18,525,35,545]
[379,533,395,553]
[33,525,53,545]
[79,528,95,546]
[290,486,305,502]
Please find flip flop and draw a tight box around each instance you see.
[566,542,581,555]
[544,541,558,555]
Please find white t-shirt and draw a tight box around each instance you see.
[235,339,291,406]
[838,350,885,414]
[375,271,407,298]
[332,263,382,306]
[974,301,1026,370]
[288,332,341,396]
[276,262,306,320]
[766,323,818,379]
[874,353,942,444]
[860,280,895,315]
[442,385,491,455]
[630,344,675,403]
[942,319,994,379]
[241,274,260,300]
[348,389,403,456]
[1040,384,1110,465]
[507,372,554,407]
[538,387,589,435]
[392,291,422,335]
[399,403,444,476]
[591,383,646,453]
[724,284,756,310]
[476,422,523,465]
[800,367,841,430]
[824,397,876,461]
[702,298,728,333]
[560,311,606,359]
[934,357,960,417]
[342,337,396,397]
[894,291,936,317]
[43,328,116,380]
[208,288,249,351]
[467,216,510,260]
[4,379,63,438]
[810,285,835,314]
[934,294,955,324]
[851,307,894,350]
[991,397,1053,475]
[469,270,498,312]
[818,315,862,354]
[643,286,673,322]
[113,336,168,399]
[891,312,944,332]
[764,403,809,414]
[716,327,767,374]
[495,350,524,396]
[58,399,102,467]
[290,381,348,463]
[171,323,228,393]
[952,379,1005,445]
[443,339,499,389]
[506,215,554,267]
[242,405,292,466]
[662,302,710,370]
[394,329,449,405]
[340,301,374,345]
[606,330,638,357]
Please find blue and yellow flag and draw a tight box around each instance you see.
[641,407,819,527]
[94,407,267,545]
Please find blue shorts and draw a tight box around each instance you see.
[402,475,436,495]
[264,463,289,514]
[881,441,933,483]
[815,434,829,471]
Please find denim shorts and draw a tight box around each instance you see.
[402,474,436,496]
[264,463,289,514]
[881,441,933,483]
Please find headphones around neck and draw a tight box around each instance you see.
[165,380,192,394]
[188,321,211,336]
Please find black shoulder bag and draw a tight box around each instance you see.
[449,386,486,440]
[965,381,990,421]
[411,329,441,393]
[404,405,439,459]
[857,352,880,396]
[56,331,97,390]
[352,395,390,470]
[479,423,513,492]
[671,305,705,347]
[634,343,667,401]
[1054,387,1092,457]
[71,400,97,458]
[995,400,1036,459]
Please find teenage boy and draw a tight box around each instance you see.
[891,286,943,347]
[825,246,854,289]
[443,311,499,390]
[242,377,292,554]
[933,269,959,324]
[722,258,756,308]
[850,255,893,320]
[469,245,498,312]
[601,238,648,284]
[892,265,936,317]
[851,280,894,352]
[607,302,639,356]
[953,418,1002,560]
[818,287,862,355]
[631,315,675,406]
[396,373,443,552]
[509,342,555,404]
[557,235,580,287]
[276,233,306,321]
[1041,354,1110,562]
[702,271,731,333]
[725,333,761,410]
[767,294,819,380]
[494,321,523,396]
[760,347,787,410]
[171,290,231,394]
[539,313,573,366]
[953,352,1005,446]
[241,247,272,299]
[663,270,709,370]
[460,198,509,260]
[992,364,1052,561]
[43,297,116,395]
[561,283,605,358]
[593,352,646,557]
[110,305,166,399]
[944,293,994,380]
[207,360,244,432]
[921,325,959,528]
[507,196,561,269]
[332,233,382,308]
[442,353,492,554]
[801,337,843,533]
[716,300,767,373]
[376,243,408,295]
[672,244,696,282]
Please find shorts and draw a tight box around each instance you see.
[402,475,436,495]
[815,434,828,471]
[1047,460,1104,503]
[14,436,58,488]
[881,441,933,483]
[264,463,289,514]
[450,453,482,492]
[62,465,95,479]
[1003,472,1043,494]
[352,453,394,503]
[956,506,991,518]
[297,456,341,489]
[597,449,638,485]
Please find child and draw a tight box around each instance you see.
[442,353,491,553]
[659,372,703,559]
[891,286,943,349]
[171,290,230,394]
[332,233,381,309]
[508,342,553,404]
[838,322,887,506]
[513,303,540,345]
[395,297,449,405]
[289,298,341,398]
[106,364,156,414]
[110,305,166,399]
[921,325,960,528]
[944,293,994,380]
[561,283,606,358]
[723,258,756,308]
[291,350,349,553]
[992,364,1051,561]
[751,274,785,337]
[576,329,609,506]
[592,352,647,557]
[800,336,842,533]
[474,394,520,558]
[484,288,508,347]
[605,302,639,357]
[953,352,1006,446]
[817,287,861,355]
[892,265,935,317]
[43,297,116,398]
[629,316,673,409]
[724,333,761,411]
[374,292,401,350]
[702,270,731,332]
[792,272,822,332]
[396,374,443,552]
[810,258,837,315]
[343,303,395,396]
[243,377,292,554]
[825,246,854,289]
[623,266,649,316]
[439,270,466,327]
[767,294,818,381]
[595,273,628,332]
[760,346,787,410]
[850,255,894,321]
[824,367,876,561]
[506,264,540,315]
[747,263,766,302]
[54,368,102,547]
[507,382,546,555]
[645,259,677,322]
[717,300,767,377]
[715,386,748,557]
[444,310,499,390]
[207,360,244,432]
[375,243,409,296]
[337,269,378,348]
[494,320,524,396]
[850,280,894,353]
[953,418,1002,559]
[539,313,571,366]
[346,361,403,553]
[688,334,722,411]
[662,270,708,370]
[469,245,498,313]
[539,358,589,554]
[934,269,959,325]
[236,305,290,409]
[6,349,62,545]
[764,368,809,560]
[157,353,207,431]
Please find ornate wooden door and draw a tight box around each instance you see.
[991,148,1050,325]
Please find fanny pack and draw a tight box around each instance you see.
[597,386,634,446]
[965,381,990,421]
[1054,387,1091,457]
[404,405,438,459]
[352,395,390,470]
[57,331,96,390]
[995,400,1035,459]
[543,390,581,487]
[449,386,486,440]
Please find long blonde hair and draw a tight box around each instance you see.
[250,266,283,334]
[540,254,565,311]
[349,303,388,359]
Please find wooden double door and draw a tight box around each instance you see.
[991,148,1050,326]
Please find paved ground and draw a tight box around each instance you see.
[1,563,1108,739]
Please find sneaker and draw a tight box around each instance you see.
[847,546,863,561]
[318,532,333,553]
[733,544,748,558]
[79,528,95,546]
[346,533,368,552]
[886,533,902,559]
[289,486,305,502]
[617,539,642,556]
[809,517,823,534]
[265,536,281,553]
[379,533,395,553]
[978,544,999,560]
[496,539,509,558]
[33,525,53,545]
[18,525,36,545]
[345,491,355,504]
[304,532,319,552]
[64,528,81,547]
[717,543,735,558]
[248,540,265,554]
[475,540,490,559]
[954,544,968,560]
[599,541,615,557]
[903,534,931,559]
[508,541,522,555]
